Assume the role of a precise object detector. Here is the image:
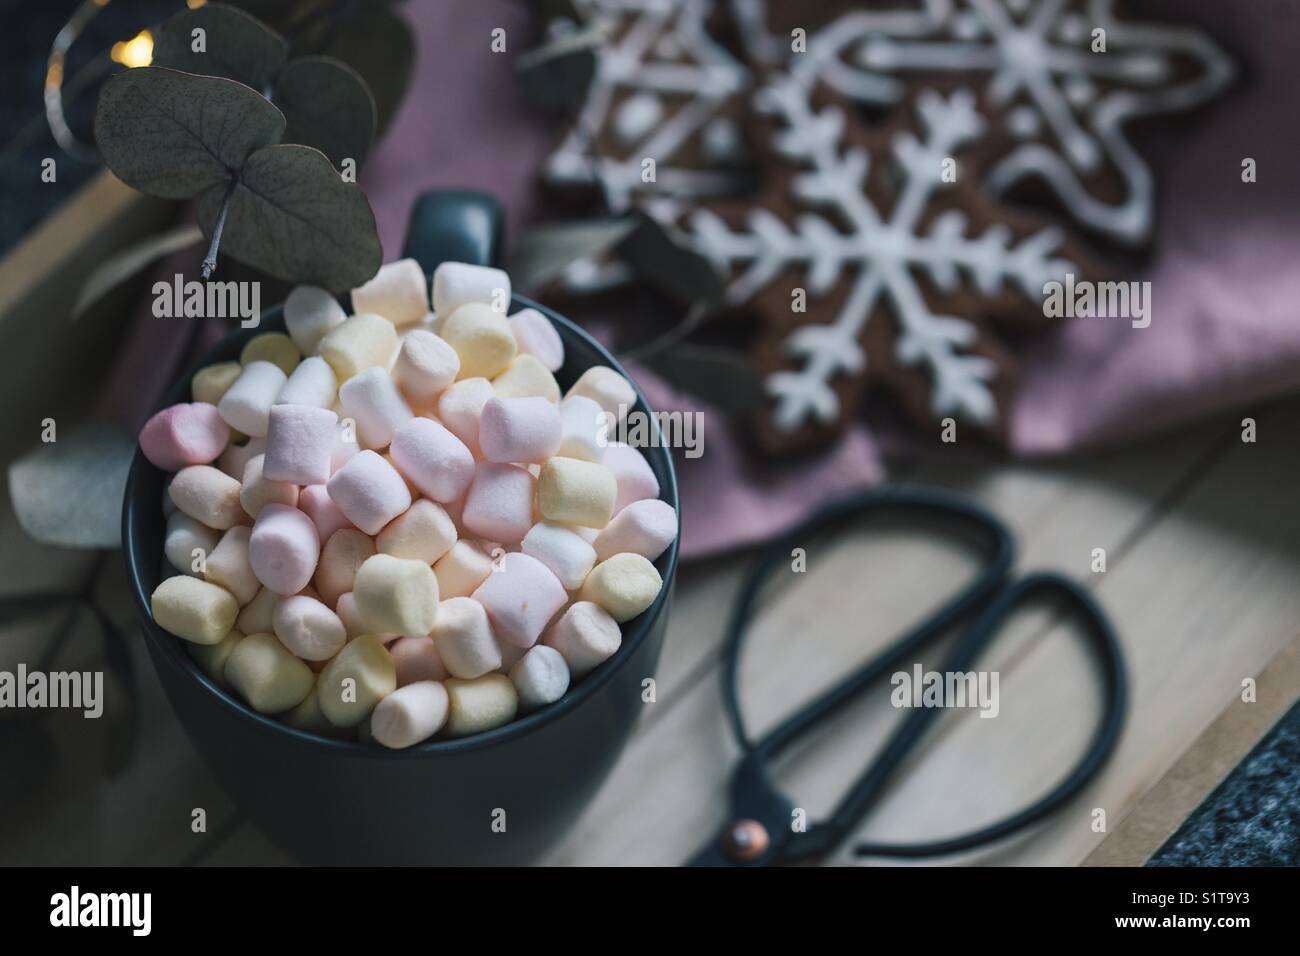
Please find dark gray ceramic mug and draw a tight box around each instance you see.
[121,191,679,865]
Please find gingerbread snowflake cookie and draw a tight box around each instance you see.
[681,70,1087,454]
[790,0,1236,246]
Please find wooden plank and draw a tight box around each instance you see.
[1083,631,1300,866]
[543,413,1236,865]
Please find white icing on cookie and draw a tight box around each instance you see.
[684,79,1075,432]
[542,0,750,211]
[802,0,1236,245]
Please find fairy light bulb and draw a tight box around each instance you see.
[110,29,153,68]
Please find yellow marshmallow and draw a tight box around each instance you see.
[377,499,457,564]
[283,681,350,738]
[441,303,517,379]
[169,465,246,530]
[186,629,243,685]
[352,554,440,637]
[432,540,494,598]
[224,631,314,714]
[191,361,243,406]
[240,332,301,375]
[444,674,518,737]
[318,313,399,382]
[537,457,617,529]
[315,528,376,609]
[317,634,397,727]
[151,575,240,645]
[492,354,560,402]
[578,552,662,622]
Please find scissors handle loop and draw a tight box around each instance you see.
[701,487,1127,866]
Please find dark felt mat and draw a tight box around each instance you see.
[1149,699,1300,866]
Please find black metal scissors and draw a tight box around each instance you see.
[689,486,1128,866]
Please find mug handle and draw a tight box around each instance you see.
[401,189,505,274]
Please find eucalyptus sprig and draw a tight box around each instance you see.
[94,66,381,289]
[226,0,415,131]
[150,2,378,169]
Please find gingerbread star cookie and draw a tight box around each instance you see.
[792,0,1236,246]
[541,0,753,213]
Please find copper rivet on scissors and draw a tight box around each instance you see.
[722,819,769,862]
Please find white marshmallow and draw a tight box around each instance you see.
[594,498,677,562]
[544,601,621,678]
[165,511,219,578]
[568,365,636,422]
[339,366,414,450]
[508,308,564,372]
[218,360,287,437]
[284,285,346,354]
[272,594,347,661]
[557,395,607,463]
[351,258,428,328]
[204,526,261,605]
[431,596,501,679]
[393,329,460,407]
[521,522,597,590]
[509,645,570,710]
[277,355,338,409]
[371,680,449,749]
[239,453,299,519]
[432,262,512,317]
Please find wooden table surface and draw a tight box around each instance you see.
[3,396,1296,866]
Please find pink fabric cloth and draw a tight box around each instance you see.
[1012,0,1300,452]
[108,0,1293,561]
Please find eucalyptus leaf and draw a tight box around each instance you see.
[196,144,381,290]
[506,217,639,292]
[640,343,763,415]
[276,56,377,169]
[617,212,726,306]
[8,423,135,550]
[515,26,602,112]
[94,67,286,199]
[295,4,414,132]
[151,2,288,91]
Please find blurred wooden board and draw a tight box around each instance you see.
[1083,630,1300,866]
[2,398,1296,866]
[0,171,173,461]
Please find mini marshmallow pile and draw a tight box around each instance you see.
[141,260,677,748]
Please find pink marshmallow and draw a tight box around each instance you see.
[326,450,412,535]
[602,442,660,514]
[388,417,475,503]
[461,463,535,544]
[139,402,231,471]
[249,503,321,595]
[263,404,338,485]
[479,396,562,465]
[218,436,265,481]
[593,498,677,562]
[436,377,494,457]
[330,423,360,474]
[472,551,568,648]
[508,308,564,372]
[389,635,450,686]
[298,484,354,542]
